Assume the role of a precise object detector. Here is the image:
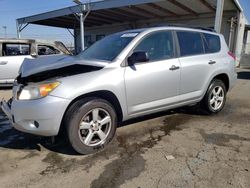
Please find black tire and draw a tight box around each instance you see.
[64,98,117,154]
[201,79,227,114]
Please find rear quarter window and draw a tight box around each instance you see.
[2,43,30,56]
[177,31,204,57]
[202,33,221,53]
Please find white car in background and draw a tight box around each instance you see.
[0,39,71,86]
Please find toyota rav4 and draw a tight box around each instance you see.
[1,27,237,154]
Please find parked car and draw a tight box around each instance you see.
[0,39,71,86]
[1,27,237,154]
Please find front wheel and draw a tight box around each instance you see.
[201,79,227,114]
[65,98,117,154]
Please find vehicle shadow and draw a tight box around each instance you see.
[0,112,77,154]
[120,105,206,127]
[237,71,250,80]
[0,105,206,156]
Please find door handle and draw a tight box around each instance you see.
[208,60,216,65]
[169,65,180,71]
[0,61,8,65]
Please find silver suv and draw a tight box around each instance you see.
[1,27,237,154]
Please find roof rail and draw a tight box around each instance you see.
[155,24,216,33]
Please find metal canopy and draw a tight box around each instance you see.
[17,0,241,30]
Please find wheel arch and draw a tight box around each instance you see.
[60,90,123,134]
[201,72,230,101]
[212,73,230,91]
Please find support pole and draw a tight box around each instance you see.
[16,21,21,39]
[214,0,224,33]
[228,17,235,51]
[80,13,85,51]
[234,11,245,66]
[73,1,91,52]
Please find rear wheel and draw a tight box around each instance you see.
[65,98,117,154]
[201,79,227,114]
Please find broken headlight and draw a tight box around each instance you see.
[18,81,60,100]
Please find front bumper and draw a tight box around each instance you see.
[1,96,70,136]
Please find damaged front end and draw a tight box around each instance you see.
[12,55,105,102]
[17,64,103,84]
[17,55,105,84]
[1,55,106,129]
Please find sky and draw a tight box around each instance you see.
[0,0,250,47]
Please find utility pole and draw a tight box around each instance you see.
[3,26,7,38]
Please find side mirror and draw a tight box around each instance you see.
[127,51,149,66]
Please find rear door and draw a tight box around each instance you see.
[125,31,181,115]
[176,31,219,102]
[0,43,32,83]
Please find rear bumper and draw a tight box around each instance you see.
[1,96,71,136]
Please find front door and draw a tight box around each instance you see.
[125,31,180,115]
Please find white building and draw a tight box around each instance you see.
[17,0,246,66]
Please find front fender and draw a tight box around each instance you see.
[50,67,128,120]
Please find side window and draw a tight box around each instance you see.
[177,31,204,56]
[203,33,221,53]
[38,45,60,56]
[2,43,30,56]
[134,31,174,62]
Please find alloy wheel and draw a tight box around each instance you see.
[78,108,112,146]
[209,86,225,111]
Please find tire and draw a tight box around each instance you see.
[201,79,227,114]
[64,98,117,154]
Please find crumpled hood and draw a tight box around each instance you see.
[20,54,107,78]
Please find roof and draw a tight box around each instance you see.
[17,0,242,29]
[112,25,219,36]
[0,38,72,55]
[233,0,243,12]
[0,38,60,44]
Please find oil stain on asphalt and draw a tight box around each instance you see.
[90,114,192,188]
[200,129,250,147]
[40,152,77,175]
[0,115,25,146]
[0,109,196,187]
[36,113,192,188]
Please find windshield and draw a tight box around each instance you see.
[79,32,139,62]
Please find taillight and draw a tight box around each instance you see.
[228,51,236,61]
